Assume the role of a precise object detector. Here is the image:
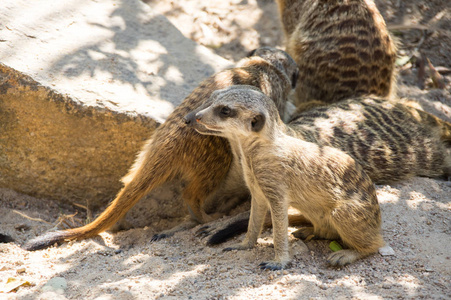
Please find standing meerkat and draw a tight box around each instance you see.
[275,0,397,109]
[187,86,385,268]
[23,48,299,251]
[199,87,451,247]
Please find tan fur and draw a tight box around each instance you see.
[188,86,388,268]
[276,0,397,109]
[23,48,299,251]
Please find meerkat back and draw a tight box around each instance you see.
[276,0,397,106]
[289,97,451,183]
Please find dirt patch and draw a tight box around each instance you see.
[1,0,450,299]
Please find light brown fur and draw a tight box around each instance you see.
[23,48,299,251]
[188,86,386,268]
[276,0,397,110]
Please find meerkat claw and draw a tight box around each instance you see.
[195,225,211,238]
[151,233,169,242]
[259,261,291,270]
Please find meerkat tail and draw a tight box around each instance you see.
[207,217,249,246]
[23,143,174,251]
[0,233,14,243]
[207,212,311,245]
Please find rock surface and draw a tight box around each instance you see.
[0,0,231,208]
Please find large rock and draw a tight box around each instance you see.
[0,0,231,210]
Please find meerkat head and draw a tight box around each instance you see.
[245,47,299,89]
[185,86,280,139]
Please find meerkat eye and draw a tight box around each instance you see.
[220,106,231,117]
[215,105,236,119]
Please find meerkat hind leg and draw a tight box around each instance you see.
[326,206,384,267]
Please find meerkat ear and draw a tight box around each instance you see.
[251,114,265,132]
[246,49,257,57]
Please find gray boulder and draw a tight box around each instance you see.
[0,0,231,212]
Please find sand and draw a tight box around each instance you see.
[1,0,450,299]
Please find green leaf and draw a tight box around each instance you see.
[329,241,343,252]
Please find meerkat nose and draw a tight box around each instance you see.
[183,112,195,125]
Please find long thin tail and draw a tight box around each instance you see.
[23,142,173,251]
[207,217,249,246]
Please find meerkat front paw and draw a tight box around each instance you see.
[327,250,362,267]
[259,260,292,270]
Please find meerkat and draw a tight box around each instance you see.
[186,86,387,268]
[275,0,397,111]
[202,90,451,246]
[23,47,299,251]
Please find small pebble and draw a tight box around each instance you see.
[379,245,395,256]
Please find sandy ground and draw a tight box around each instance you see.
[1,0,451,299]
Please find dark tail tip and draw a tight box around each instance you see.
[207,217,249,245]
[0,233,14,243]
[22,231,70,251]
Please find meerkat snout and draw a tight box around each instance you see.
[183,112,193,124]
[183,111,197,125]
